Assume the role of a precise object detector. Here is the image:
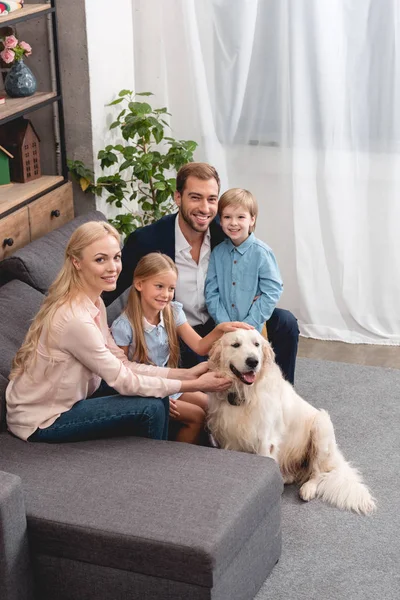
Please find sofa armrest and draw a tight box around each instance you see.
[0,471,34,600]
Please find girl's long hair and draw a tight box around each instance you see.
[125,253,180,368]
[10,221,120,379]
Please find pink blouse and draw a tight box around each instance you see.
[6,295,182,441]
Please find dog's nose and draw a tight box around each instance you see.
[245,357,259,369]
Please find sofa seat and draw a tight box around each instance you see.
[0,433,282,600]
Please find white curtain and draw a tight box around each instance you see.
[131,0,400,345]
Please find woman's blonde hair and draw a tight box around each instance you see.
[125,253,180,368]
[218,188,258,233]
[10,221,120,379]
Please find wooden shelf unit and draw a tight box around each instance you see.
[0,3,52,26]
[0,92,58,124]
[0,1,73,257]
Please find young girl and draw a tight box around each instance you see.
[111,252,251,444]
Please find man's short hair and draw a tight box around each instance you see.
[176,162,221,195]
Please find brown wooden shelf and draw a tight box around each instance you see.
[0,4,50,25]
[0,92,57,123]
[0,175,64,216]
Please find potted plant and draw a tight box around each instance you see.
[68,90,198,236]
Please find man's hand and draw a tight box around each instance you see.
[217,321,254,333]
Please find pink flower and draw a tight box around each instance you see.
[3,35,18,49]
[0,48,15,64]
[19,41,32,56]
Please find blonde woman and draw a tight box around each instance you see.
[6,222,232,443]
[110,253,252,444]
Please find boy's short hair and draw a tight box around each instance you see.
[176,162,221,195]
[218,188,258,233]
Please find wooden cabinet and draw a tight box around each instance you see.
[29,182,74,240]
[0,182,73,258]
[0,207,30,261]
[0,2,73,259]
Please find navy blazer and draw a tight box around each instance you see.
[104,213,225,306]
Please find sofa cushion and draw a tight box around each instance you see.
[0,434,283,589]
[0,281,45,430]
[0,211,107,292]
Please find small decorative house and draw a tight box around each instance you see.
[0,144,13,186]
[0,118,41,183]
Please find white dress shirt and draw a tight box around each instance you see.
[174,217,211,326]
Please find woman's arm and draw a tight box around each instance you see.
[63,317,182,398]
[177,321,253,356]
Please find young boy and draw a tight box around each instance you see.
[205,188,283,333]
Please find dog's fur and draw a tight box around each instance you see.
[207,329,376,515]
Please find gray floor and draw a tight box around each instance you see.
[254,353,400,600]
[299,336,400,369]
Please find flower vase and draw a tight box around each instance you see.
[5,59,37,98]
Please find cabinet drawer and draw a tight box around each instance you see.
[29,182,74,241]
[0,207,30,261]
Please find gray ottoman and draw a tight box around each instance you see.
[0,434,282,600]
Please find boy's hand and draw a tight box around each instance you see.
[217,321,254,333]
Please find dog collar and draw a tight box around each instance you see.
[227,392,240,406]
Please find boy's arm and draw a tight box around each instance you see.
[205,251,231,324]
[243,252,283,328]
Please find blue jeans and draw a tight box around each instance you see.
[28,381,169,443]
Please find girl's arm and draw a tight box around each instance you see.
[177,321,253,356]
[119,345,129,358]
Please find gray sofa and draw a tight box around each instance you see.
[0,211,283,600]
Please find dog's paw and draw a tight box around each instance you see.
[299,480,318,502]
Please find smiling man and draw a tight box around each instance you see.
[103,163,226,366]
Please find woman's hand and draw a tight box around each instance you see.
[196,371,231,393]
[186,362,209,378]
[169,397,180,419]
[216,321,254,334]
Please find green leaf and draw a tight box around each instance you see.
[119,89,132,97]
[136,92,153,96]
[108,98,124,106]
[128,101,152,115]
[153,181,166,191]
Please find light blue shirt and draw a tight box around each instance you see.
[111,301,187,366]
[205,233,283,331]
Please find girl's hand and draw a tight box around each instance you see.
[217,321,254,334]
[196,371,231,392]
[169,398,180,419]
[187,362,209,378]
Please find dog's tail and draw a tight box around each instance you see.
[316,458,376,515]
[311,410,376,515]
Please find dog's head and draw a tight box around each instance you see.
[209,329,275,386]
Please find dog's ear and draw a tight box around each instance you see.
[208,339,223,371]
[260,339,275,374]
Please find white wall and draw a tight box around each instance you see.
[84,0,135,218]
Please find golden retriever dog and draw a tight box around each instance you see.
[207,329,376,515]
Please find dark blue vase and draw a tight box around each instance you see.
[5,59,37,98]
